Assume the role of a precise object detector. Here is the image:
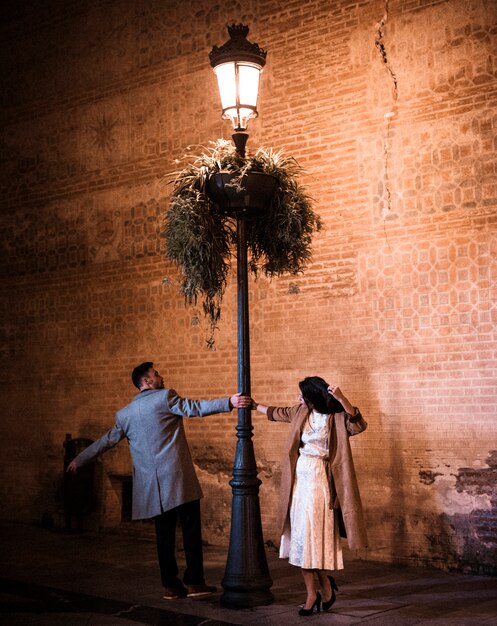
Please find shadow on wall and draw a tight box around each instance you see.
[371,410,460,570]
[359,369,459,572]
[42,434,103,532]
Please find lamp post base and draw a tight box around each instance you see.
[220,470,274,608]
[221,588,274,609]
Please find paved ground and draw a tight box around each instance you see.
[0,522,496,625]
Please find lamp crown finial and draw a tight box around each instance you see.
[209,22,267,68]
[227,23,249,38]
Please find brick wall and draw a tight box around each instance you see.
[0,0,496,574]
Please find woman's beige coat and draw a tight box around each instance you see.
[268,403,368,550]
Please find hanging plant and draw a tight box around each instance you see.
[163,139,322,347]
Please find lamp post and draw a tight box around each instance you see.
[207,24,274,609]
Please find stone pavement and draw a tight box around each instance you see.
[0,522,496,625]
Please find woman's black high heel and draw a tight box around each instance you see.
[298,591,321,616]
[322,575,338,611]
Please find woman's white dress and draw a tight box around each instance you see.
[279,410,343,570]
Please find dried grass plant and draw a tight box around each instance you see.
[163,139,322,347]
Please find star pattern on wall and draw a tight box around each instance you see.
[90,114,119,152]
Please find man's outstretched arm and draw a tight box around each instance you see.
[66,422,126,473]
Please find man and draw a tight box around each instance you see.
[67,361,251,600]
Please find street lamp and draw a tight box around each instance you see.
[208,24,274,608]
[209,23,266,157]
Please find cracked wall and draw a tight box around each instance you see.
[375,0,398,221]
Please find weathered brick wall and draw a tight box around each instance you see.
[0,0,496,574]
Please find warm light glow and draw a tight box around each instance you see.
[214,63,237,110]
[213,61,262,130]
[238,64,260,108]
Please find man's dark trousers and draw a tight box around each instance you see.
[154,499,205,587]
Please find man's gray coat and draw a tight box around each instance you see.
[74,388,231,519]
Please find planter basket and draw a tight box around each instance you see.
[207,171,278,216]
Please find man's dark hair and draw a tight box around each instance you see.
[132,361,154,390]
[299,376,343,414]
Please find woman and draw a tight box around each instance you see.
[254,376,367,616]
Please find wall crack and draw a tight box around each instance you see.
[375,0,398,225]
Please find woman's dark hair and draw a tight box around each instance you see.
[299,376,343,413]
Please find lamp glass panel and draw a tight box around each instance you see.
[214,62,237,109]
[238,63,260,107]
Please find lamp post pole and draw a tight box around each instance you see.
[218,214,273,608]
[208,23,275,609]
[207,169,276,609]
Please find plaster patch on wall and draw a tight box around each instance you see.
[420,467,493,515]
[421,452,497,572]
[193,447,276,479]
[194,449,278,544]
[193,448,232,478]
[441,475,492,516]
[256,456,276,480]
[453,452,497,550]
[455,450,497,496]
[416,453,497,574]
